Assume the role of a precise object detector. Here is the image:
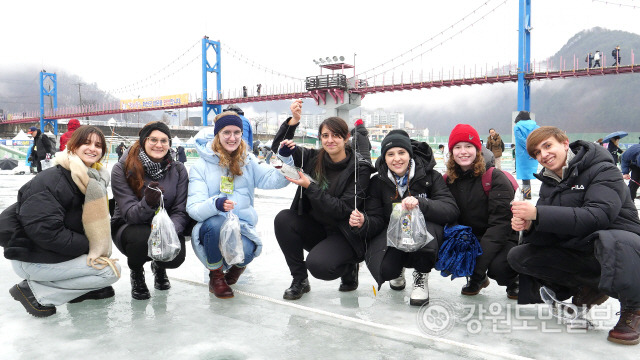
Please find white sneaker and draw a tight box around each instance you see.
[389,268,406,290]
[410,271,429,306]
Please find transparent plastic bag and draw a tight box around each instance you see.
[147,194,181,262]
[40,154,53,171]
[386,203,433,252]
[219,211,244,265]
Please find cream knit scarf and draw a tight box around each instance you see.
[54,151,120,278]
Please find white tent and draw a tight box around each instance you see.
[12,130,30,141]
[172,136,182,145]
[186,136,196,144]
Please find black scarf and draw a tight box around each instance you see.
[138,150,172,180]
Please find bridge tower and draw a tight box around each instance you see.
[39,71,58,134]
[202,36,222,126]
[517,0,532,111]
[306,59,362,120]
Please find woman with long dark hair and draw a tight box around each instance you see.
[272,100,374,300]
[111,121,190,300]
[3,126,120,317]
[187,111,293,299]
[444,124,519,299]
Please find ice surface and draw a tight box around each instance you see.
[0,160,638,360]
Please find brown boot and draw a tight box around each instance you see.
[209,268,234,299]
[608,309,640,345]
[571,286,609,309]
[224,265,246,285]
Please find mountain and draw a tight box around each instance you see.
[0,68,158,124]
[402,27,640,135]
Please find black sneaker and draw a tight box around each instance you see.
[68,286,115,304]
[283,278,310,300]
[9,280,56,317]
[338,263,359,292]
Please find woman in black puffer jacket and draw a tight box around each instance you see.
[2,126,120,318]
[444,124,519,299]
[351,130,459,306]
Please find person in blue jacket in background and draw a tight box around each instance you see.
[224,104,253,146]
[621,143,640,199]
[514,111,540,199]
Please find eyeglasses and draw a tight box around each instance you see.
[220,130,242,139]
[146,137,170,146]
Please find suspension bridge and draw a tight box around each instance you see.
[1,0,638,133]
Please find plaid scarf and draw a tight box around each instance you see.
[53,151,120,277]
[139,149,171,180]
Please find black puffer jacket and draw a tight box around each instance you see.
[362,140,459,286]
[447,168,516,242]
[3,166,89,263]
[524,140,640,250]
[271,119,374,259]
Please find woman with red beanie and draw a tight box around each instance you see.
[444,124,519,298]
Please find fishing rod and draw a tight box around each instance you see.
[354,121,358,210]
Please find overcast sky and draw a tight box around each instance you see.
[2,0,639,116]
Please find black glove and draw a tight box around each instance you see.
[144,181,163,208]
[279,144,295,157]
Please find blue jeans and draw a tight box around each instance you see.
[12,255,121,306]
[199,215,256,270]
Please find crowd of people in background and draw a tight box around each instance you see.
[2,104,640,347]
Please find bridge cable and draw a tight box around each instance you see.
[357,0,508,79]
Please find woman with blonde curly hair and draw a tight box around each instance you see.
[445,124,519,299]
[187,111,293,298]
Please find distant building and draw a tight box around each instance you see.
[358,109,405,129]
[368,125,395,141]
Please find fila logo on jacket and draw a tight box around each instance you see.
[571,185,585,190]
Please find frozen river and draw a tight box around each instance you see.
[0,161,637,359]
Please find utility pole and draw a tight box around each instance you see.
[74,82,89,120]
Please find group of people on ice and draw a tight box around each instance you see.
[1,102,639,346]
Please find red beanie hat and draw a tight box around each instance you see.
[448,124,481,152]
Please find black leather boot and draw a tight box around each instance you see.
[506,279,519,300]
[69,286,115,303]
[151,261,171,290]
[283,278,310,300]
[9,280,56,317]
[130,267,150,300]
[339,263,359,292]
[461,276,490,296]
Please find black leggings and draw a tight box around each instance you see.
[114,224,186,270]
[379,243,436,281]
[274,209,358,281]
